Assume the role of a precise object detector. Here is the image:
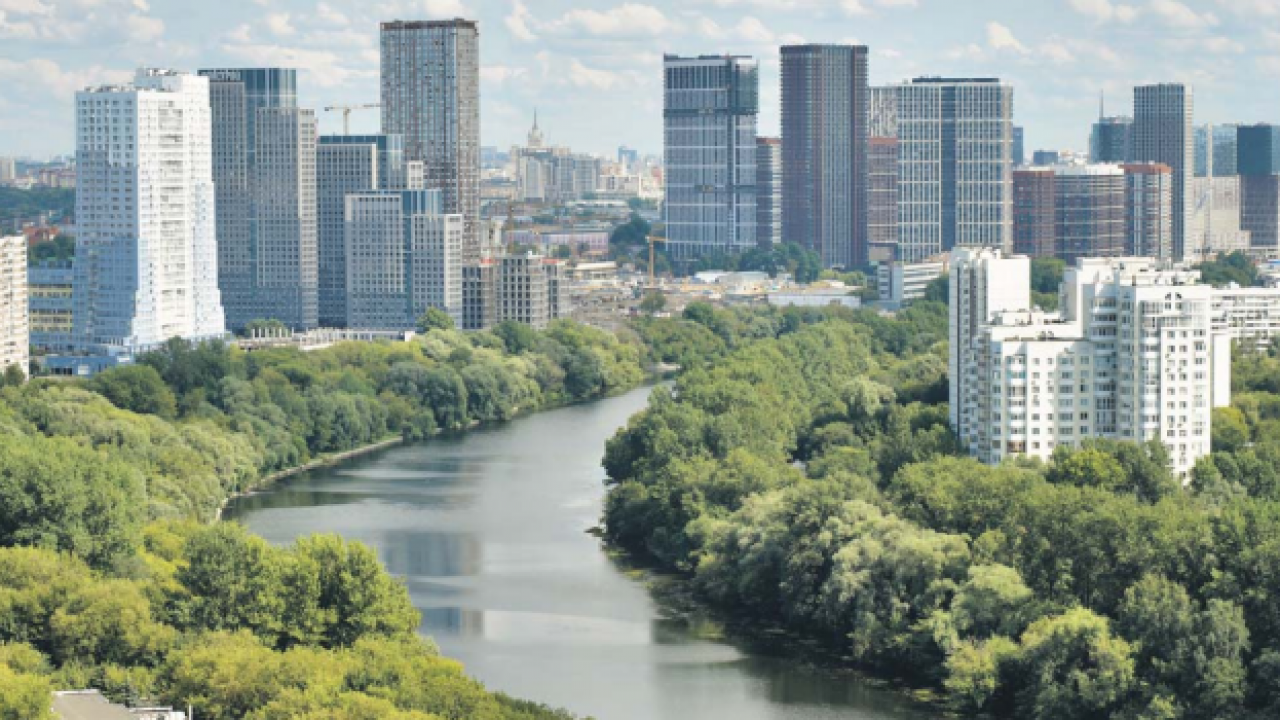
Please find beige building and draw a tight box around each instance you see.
[0,236,28,378]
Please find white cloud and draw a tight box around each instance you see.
[224,23,251,44]
[265,13,295,37]
[986,21,1029,54]
[1216,0,1280,17]
[481,64,527,84]
[505,0,537,41]
[220,42,371,88]
[545,4,677,37]
[568,59,619,90]
[315,2,349,27]
[1148,0,1217,28]
[0,57,129,100]
[123,11,162,42]
[1068,0,1139,22]
[422,0,468,15]
[697,15,780,42]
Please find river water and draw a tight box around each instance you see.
[225,385,937,720]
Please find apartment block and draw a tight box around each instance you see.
[0,236,27,378]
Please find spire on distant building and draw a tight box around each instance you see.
[528,109,544,149]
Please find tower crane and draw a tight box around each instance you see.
[323,103,381,135]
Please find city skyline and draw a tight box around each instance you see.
[4,0,1280,159]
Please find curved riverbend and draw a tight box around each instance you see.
[225,385,938,720]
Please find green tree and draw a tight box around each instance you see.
[416,308,456,333]
[0,365,23,387]
[88,364,178,419]
[1016,608,1136,720]
[1212,406,1250,453]
[640,291,667,315]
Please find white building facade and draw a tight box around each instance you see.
[73,69,226,354]
[0,236,28,377]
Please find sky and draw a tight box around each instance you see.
[2,0,1280,160]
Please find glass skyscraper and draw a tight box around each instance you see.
[663,54,759,260]
[1133,83,1193,260]
[781,45,869,269]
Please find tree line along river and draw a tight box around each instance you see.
[225,384,938,720]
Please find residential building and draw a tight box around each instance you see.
[1237,123,1280,177]
[954,253,1229,475]
[199,67,298,331]
[1212,286,1280,350]
[1013,126,1025,167]
[781,45,868,268]
[877,259,946,307]
[462,253,569,330]
[73,69,226,355]
[1241,175,1280,255]
[1187,176,1251,259]
[344,189,462,329]
[869,85,897,138]
[0,157,15,182]
[316,134,412,326]
[1122,163,1174,259]
[28,259,73,354]
[1194,123,1238,177]
[663,54,758,259]
[0,236,26,377]
[1133,84,1193,259]
[1054,165,1127,264]
[948,247,1031,429]
[253,107,319,329]
[1013,169,1056,258]
[756,137,782,247]
[897,77,1014,262]
[381,19,481,259]
[868,86,899,262]
[1091,116,1133,163]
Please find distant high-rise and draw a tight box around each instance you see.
[1238,124,1280,177]
[199,67,298,331]
[756,137,781,247]
[868,86,899,262]
[74,69,225,352]
[381,19,481,260]
[253,108,319,330]
[897,77,1014,262]
[618,146,640,171]
[0,236,27,378]
[1194,124,1238,177]
[1133,83,1193,259]
[781,45,869,268]
[663,54,758,259]
[344,189,463,329]
[1241,175,1280,254]
[1122,163,1174,259]
[869,86,898,139]
[1090,116,1133,163]
[1012,126,1025,167]
[1032,150,1060,166]
[1013,166,1126,263]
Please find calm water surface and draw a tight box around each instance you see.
[226,386,939,720]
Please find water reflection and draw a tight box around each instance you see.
[227,387,940,720]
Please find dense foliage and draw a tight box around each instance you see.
[603,303,1280,719]
[0,321,646,717]
[0,186,75,226]
[0,524,577,719]
[1197,251,1259,288]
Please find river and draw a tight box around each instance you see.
[224,385,938,720]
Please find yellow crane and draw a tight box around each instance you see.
[647,235,668,290]
[322,103,381,135]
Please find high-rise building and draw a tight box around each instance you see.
[868,137,900,262]
[199,67,298,331]
[1194,124,1238,177]
[1053,165,1127,264]
[0,157,15,183]
[897,78,1014,262]
[954,255,1228,475]
[663,54,758,259]
[73,69,225,354]
[618,146,640,171]
[381,20,481,260]
[1236,124,1280,177]
[869,85,898,139]
[1013,126,1025,167]
[1188,176,1250,259]
[1241,175,1280,254]
[1133,84,1193,259]
[1032,150,1061,166]
[461,253,569,330]
[316,134,411,326]
[253,108,319,330]
[781,45,868,268]
[0,236,27,378]
[756,137,781,247]
[1013,169,1056,258]
[1090,116,1133,163]
[948,247,1030,430]
[344,189,463,329]
[1122,163,1174,259]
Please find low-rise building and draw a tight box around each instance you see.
[877,259,947,307]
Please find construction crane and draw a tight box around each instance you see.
[647,235,668,289]
[323,103,380,135]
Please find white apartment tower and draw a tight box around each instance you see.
[74,69,226,353]
[953,251,1229,475]
[948,247,1031,429]
[0,236,28,378]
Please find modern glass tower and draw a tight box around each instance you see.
[198,67,307,330]
[380,19,481,262]
[756,137,781,247]
[663,54,759,260]
[781,45,869,269]
[1133,83,1193,260]
[1090,116,1133,163]
[896,77,1014,262]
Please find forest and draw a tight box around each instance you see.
[606,300,1280,720]
[0,320,645,718]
